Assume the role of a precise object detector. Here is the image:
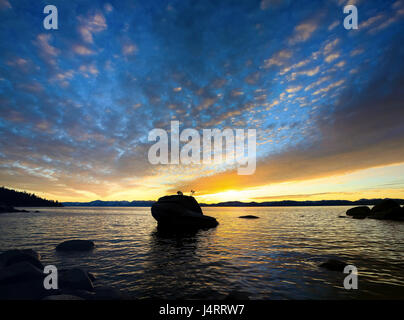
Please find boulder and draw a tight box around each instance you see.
[371,199,400,214]
[0,249,43,269]
[346,206,371,218]
[59,268,94,291]
[319,259,347,272]
[0,261,44,285]
[152,195,218,230]
[369,206,404,221]
[369,199,404,220]
[56,240,95,252]
[156,195,203,214]
[238,215,259,219]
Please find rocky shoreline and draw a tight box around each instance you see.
[0,205,40,214]
[344,199,404,221]
[0,241,126,300]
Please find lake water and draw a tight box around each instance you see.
[1,206,403,299]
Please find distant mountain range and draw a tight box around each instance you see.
[63,198,404,207]
[63,200,155,207]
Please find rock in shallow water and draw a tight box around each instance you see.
[319,259,347,272]
[371,199,400,214]
[0,261,44,285]
[238,215,259,219]
[56,240,95,252]
[346,206,371,218]
[0,260,59,300]
[0,249,42,269]
[152,195,219,230]
[368,200,404,220]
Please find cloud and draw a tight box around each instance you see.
[73,45,95,55]
[122,43,138,56]
[328,20,339,31]
[325,52,340,63]
[79,63,99,77]
[263,49,292,68]
[168,40,404,195]
[313,79,344,95]
[36,34,59,58]
[290,66,320,80]
[286,85,302,93]
[78,12,107,43]
[288,19,318,44]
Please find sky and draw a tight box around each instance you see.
[0,0,403,203]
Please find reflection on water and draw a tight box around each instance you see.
[0,206,404,299]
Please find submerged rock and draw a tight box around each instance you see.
[151,195,218,230]
[56,240,95,252]
[319,259,347,272]
[238,215,259,219]
[346,206,371,218]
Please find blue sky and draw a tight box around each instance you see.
[0,0,403,201]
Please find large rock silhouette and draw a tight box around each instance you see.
[369,199,404,220]
[151,195,218,230]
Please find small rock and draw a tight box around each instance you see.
[238,215,259,219]
[59,268,94,291]
[346,206,371,218]
[319,259,347,272]
[56,240,95,252]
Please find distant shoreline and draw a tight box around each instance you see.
[62,198,404,207]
